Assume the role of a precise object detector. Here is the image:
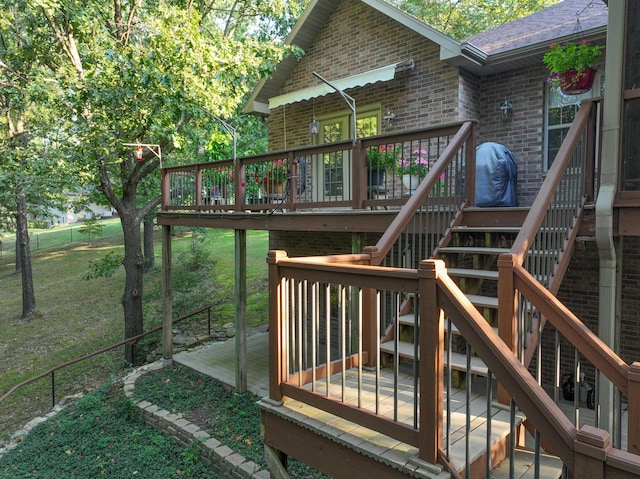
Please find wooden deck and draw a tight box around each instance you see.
[173,332,631,478]
[260,367,525,475]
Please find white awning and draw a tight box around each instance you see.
[268,60,414,110]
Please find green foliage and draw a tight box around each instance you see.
[543,40,603,77]
[78,218,103,246]
[84,251,125,280]
[0,386,221,478]
[393,0,560,39]
[0,0,303,356]
[367,144,401,170]
[178,229,212,271]
[134,365,328,478]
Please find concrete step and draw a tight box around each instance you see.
[488,448,563,479]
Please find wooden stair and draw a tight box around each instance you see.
[380,224,519,378]
[378,217,563,478]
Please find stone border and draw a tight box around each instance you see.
[123,359,270,479]
[0,393,83,458]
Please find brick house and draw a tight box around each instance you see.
[160,0,640,476]
[244,0,638,367]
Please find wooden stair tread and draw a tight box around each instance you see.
[467,294,498,309]
[380,340,489,376]
[438,246,510,255]
[397,315,498,335]
[447,268,499,280]
[451,226,521,233]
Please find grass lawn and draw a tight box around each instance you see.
[0,220,269,439]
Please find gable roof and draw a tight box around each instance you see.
[245,0,608,115]
[244,0,471,115]
[460,0,608,74]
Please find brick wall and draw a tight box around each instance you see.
[476,66,547,206]
[535,238,640,391]
[269,230,382,257]
[267,0,461,151]
[619,237,640,365]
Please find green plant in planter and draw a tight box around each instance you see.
[543,39,603,86]
[367,143,400,170]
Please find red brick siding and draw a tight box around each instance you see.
[269,231,381,257]
[267,0,461,151]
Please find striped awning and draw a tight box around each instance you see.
[268,59,414,110]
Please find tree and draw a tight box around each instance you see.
[0,2,78,318]
[31,0,300,363]
[392,0,560,39]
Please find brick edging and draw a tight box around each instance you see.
[123,360,270,479]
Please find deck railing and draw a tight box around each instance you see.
[160,122,474,213]
[267,253,640,477]
[498,99,600,366]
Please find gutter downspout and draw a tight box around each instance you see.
[594,0,624,441]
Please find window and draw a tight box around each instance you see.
[313,107,380,201]
[544,76,603,171]
[544,88,591,171]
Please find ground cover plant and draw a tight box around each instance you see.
[133,364,329,478]
[0,385,222,478]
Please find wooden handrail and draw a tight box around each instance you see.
[161,123,473,213]
[509,100,595,264]
[370,121,474,265]
[434,264,577,467]
[268,249,640,472]
[513,264,629,395]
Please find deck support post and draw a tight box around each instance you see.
[363,246,380,367]
[267,250,288,401]
[235,229,247,393]
[497,253,518,405]
[162,224,173,360]
[573,425,612,479]
[418,259,445,464]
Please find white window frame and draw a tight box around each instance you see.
[543,74,604,171]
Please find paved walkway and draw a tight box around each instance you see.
[173,332,270,398]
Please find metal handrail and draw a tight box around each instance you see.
[0,305,212,408]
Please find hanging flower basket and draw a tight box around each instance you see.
[558,67,597,95]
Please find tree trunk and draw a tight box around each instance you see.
[143,216,155,273]
[120,213,145,364]
[16,193,36,318]
[15,237,22,273]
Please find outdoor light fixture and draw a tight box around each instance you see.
[309,119,320,135]
[500,98,514,119]
[383,109,397,125]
